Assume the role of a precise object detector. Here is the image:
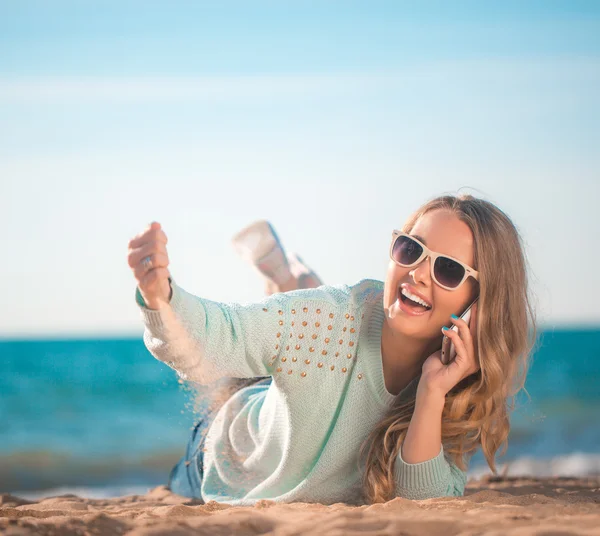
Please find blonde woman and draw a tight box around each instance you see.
[127,194,536,504]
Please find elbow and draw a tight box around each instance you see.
[395,482,464,500]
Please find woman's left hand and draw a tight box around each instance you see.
[419,302,480,399]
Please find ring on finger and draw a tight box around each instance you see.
[142,255,153,271]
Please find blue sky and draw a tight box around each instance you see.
[1,1,599,335]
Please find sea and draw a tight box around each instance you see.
[1,328,599,499]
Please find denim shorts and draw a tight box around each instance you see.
[167,377,271,499]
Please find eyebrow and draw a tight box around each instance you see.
[411,234,427,245]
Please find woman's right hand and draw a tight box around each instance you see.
[127,222,172,310]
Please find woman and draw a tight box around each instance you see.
[127,194,536,504]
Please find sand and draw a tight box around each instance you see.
[1,476,599,536]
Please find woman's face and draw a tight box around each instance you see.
[383,209,479,341]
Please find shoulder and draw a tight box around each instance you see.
[278,279,384,311]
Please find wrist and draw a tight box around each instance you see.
[416,382,446,410]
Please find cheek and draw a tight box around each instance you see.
[432,288,473,320]
[383,262,404,305]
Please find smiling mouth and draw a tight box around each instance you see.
[398,286,432,312]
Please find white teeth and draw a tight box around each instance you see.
[401,288,432,309]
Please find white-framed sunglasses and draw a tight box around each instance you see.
[390,231,479,291]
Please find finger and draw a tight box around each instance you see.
[128,242,168,268]
[134,253,170,281]
[139,266,171,295]
[128,225,168,250]
[450,314,475,353]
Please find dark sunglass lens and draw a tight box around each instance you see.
[434,257,466,288]
[392,236,423,265]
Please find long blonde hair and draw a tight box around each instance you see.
[362,194,537,503]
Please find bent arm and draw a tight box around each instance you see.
[394,390,467,499]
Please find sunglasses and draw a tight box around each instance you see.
[390,231,479,291]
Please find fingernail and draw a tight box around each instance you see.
[451,314,458,319]
[442,326,449,331]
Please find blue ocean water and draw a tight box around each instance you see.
[1,328,599,496]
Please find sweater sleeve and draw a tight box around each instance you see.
[394,446,467,500]
[136,280,294,385]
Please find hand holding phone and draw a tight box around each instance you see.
[440,298,478,365]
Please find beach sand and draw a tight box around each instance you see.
[1,476,599,535]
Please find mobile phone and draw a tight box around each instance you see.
[440,297,478,365]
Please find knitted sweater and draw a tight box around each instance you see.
[137,279,467,505]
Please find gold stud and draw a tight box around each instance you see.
[316,309,321,314]
[330,365,335,371]
[349,342,354,347]
[322,350,327,355]
[263,308,268,312]
[276,367,282,372]
[335,352,339,357]
[288,370,293,375]
[295,344,300,350]
[291,321,295,326]
[342,368,347,373]
[301,372,307,378]
[343,327,347,332]
[309,347,315,352]
[305,359,311,365]
[315,322,320,327]
[350,328,355,333]
[292,357,297,362]
[299,334,304,339]
[290,333,293,338]
[325,338,330,343]
[279,310,283,315]
[277,332,281,338]
[328,325,333,330]
[275,344,279,350]
[345,313,350,319]
[272,355,276,360]
[329,313,334,318]
[302,321,307,327]
[347,353,352,359]
[351,316,355,321]
[339,339,343,344]
[286,345,290,350]
[282,357,287,362]
[317,362,323,368]
[279,320,284,326]
[358,373,363,380]
[292,309,296,314]
[312,334,318,339]
[303,307,308,313]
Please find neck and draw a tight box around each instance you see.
[380,320,441,395]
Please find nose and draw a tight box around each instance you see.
[409,256,432,286]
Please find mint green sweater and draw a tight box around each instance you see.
[137,279,467,505]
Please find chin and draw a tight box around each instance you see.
[385,303,431,337]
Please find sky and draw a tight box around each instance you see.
[1,1,599,336]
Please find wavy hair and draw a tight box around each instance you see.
[362,194,537,503]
